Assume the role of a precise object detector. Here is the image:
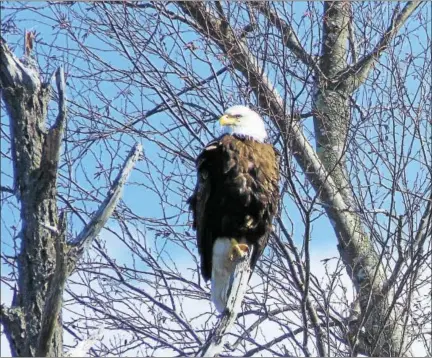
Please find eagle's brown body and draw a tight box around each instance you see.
[189,134,280,281]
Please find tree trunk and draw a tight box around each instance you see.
[1,49,65,356]
[313,3,408,355]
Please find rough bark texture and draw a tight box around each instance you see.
[0,38,143,357]
[1,42,64,356]
[177,1,421,356]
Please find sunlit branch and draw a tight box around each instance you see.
[198,255,251,357]
[250,3,318,72]
[340,1,422,90]
[69,143,143,254]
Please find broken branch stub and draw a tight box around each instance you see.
[199,250,251,357]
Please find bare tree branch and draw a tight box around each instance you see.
[199,254,251,357]
[340,1,422,90]
[65,326,105,357]
[1,36,64,356]
[69,142,143,255]
[0,36,41,91]
[1,3,429,357]
[0,185,15,194]
[250,2,319,72]
[1,35,143,356]
[177,2,422,356]
[411,190,432,253]
[381,215,405,297]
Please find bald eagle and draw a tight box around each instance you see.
[188,105,280,312]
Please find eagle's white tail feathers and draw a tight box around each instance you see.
[211,238,236,313]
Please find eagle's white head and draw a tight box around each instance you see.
[219,105,267,142]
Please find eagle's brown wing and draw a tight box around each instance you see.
[188,139,224,281]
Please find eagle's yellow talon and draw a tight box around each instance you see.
[229,239,249,261]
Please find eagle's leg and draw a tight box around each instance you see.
[229,238,249,261]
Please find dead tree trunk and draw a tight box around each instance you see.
[0,37,66,356]
[0,37,143,357]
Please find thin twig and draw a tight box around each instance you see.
[0,186,15,194]
[250,2,318,72]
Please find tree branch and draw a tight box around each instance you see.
[0,305,25,357]
[65,326,105,357]
[1,36,63,356]
[0,36,41,91]
[250,3,318,71]
[1,35,143,357]
[52,66,67,137]
[272,231,325,356]
[340,1,421,90]
[68,143,143,258]
[178,2,409,355]
[382,191,431,296]
[227,304,300,352]
[40,66,67,197]
[0,185,15,194]
[177,0,373,291]
[411,190,432,254]
[198,253,251,357]
[127,66,229,128]
[381,215,405,297]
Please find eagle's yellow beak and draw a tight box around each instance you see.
[219,114,238,126]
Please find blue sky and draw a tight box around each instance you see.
[1,2,430,356]
[1,0,429,298]
[0,1,333,258]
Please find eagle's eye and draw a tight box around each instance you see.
[233,114,242,119]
